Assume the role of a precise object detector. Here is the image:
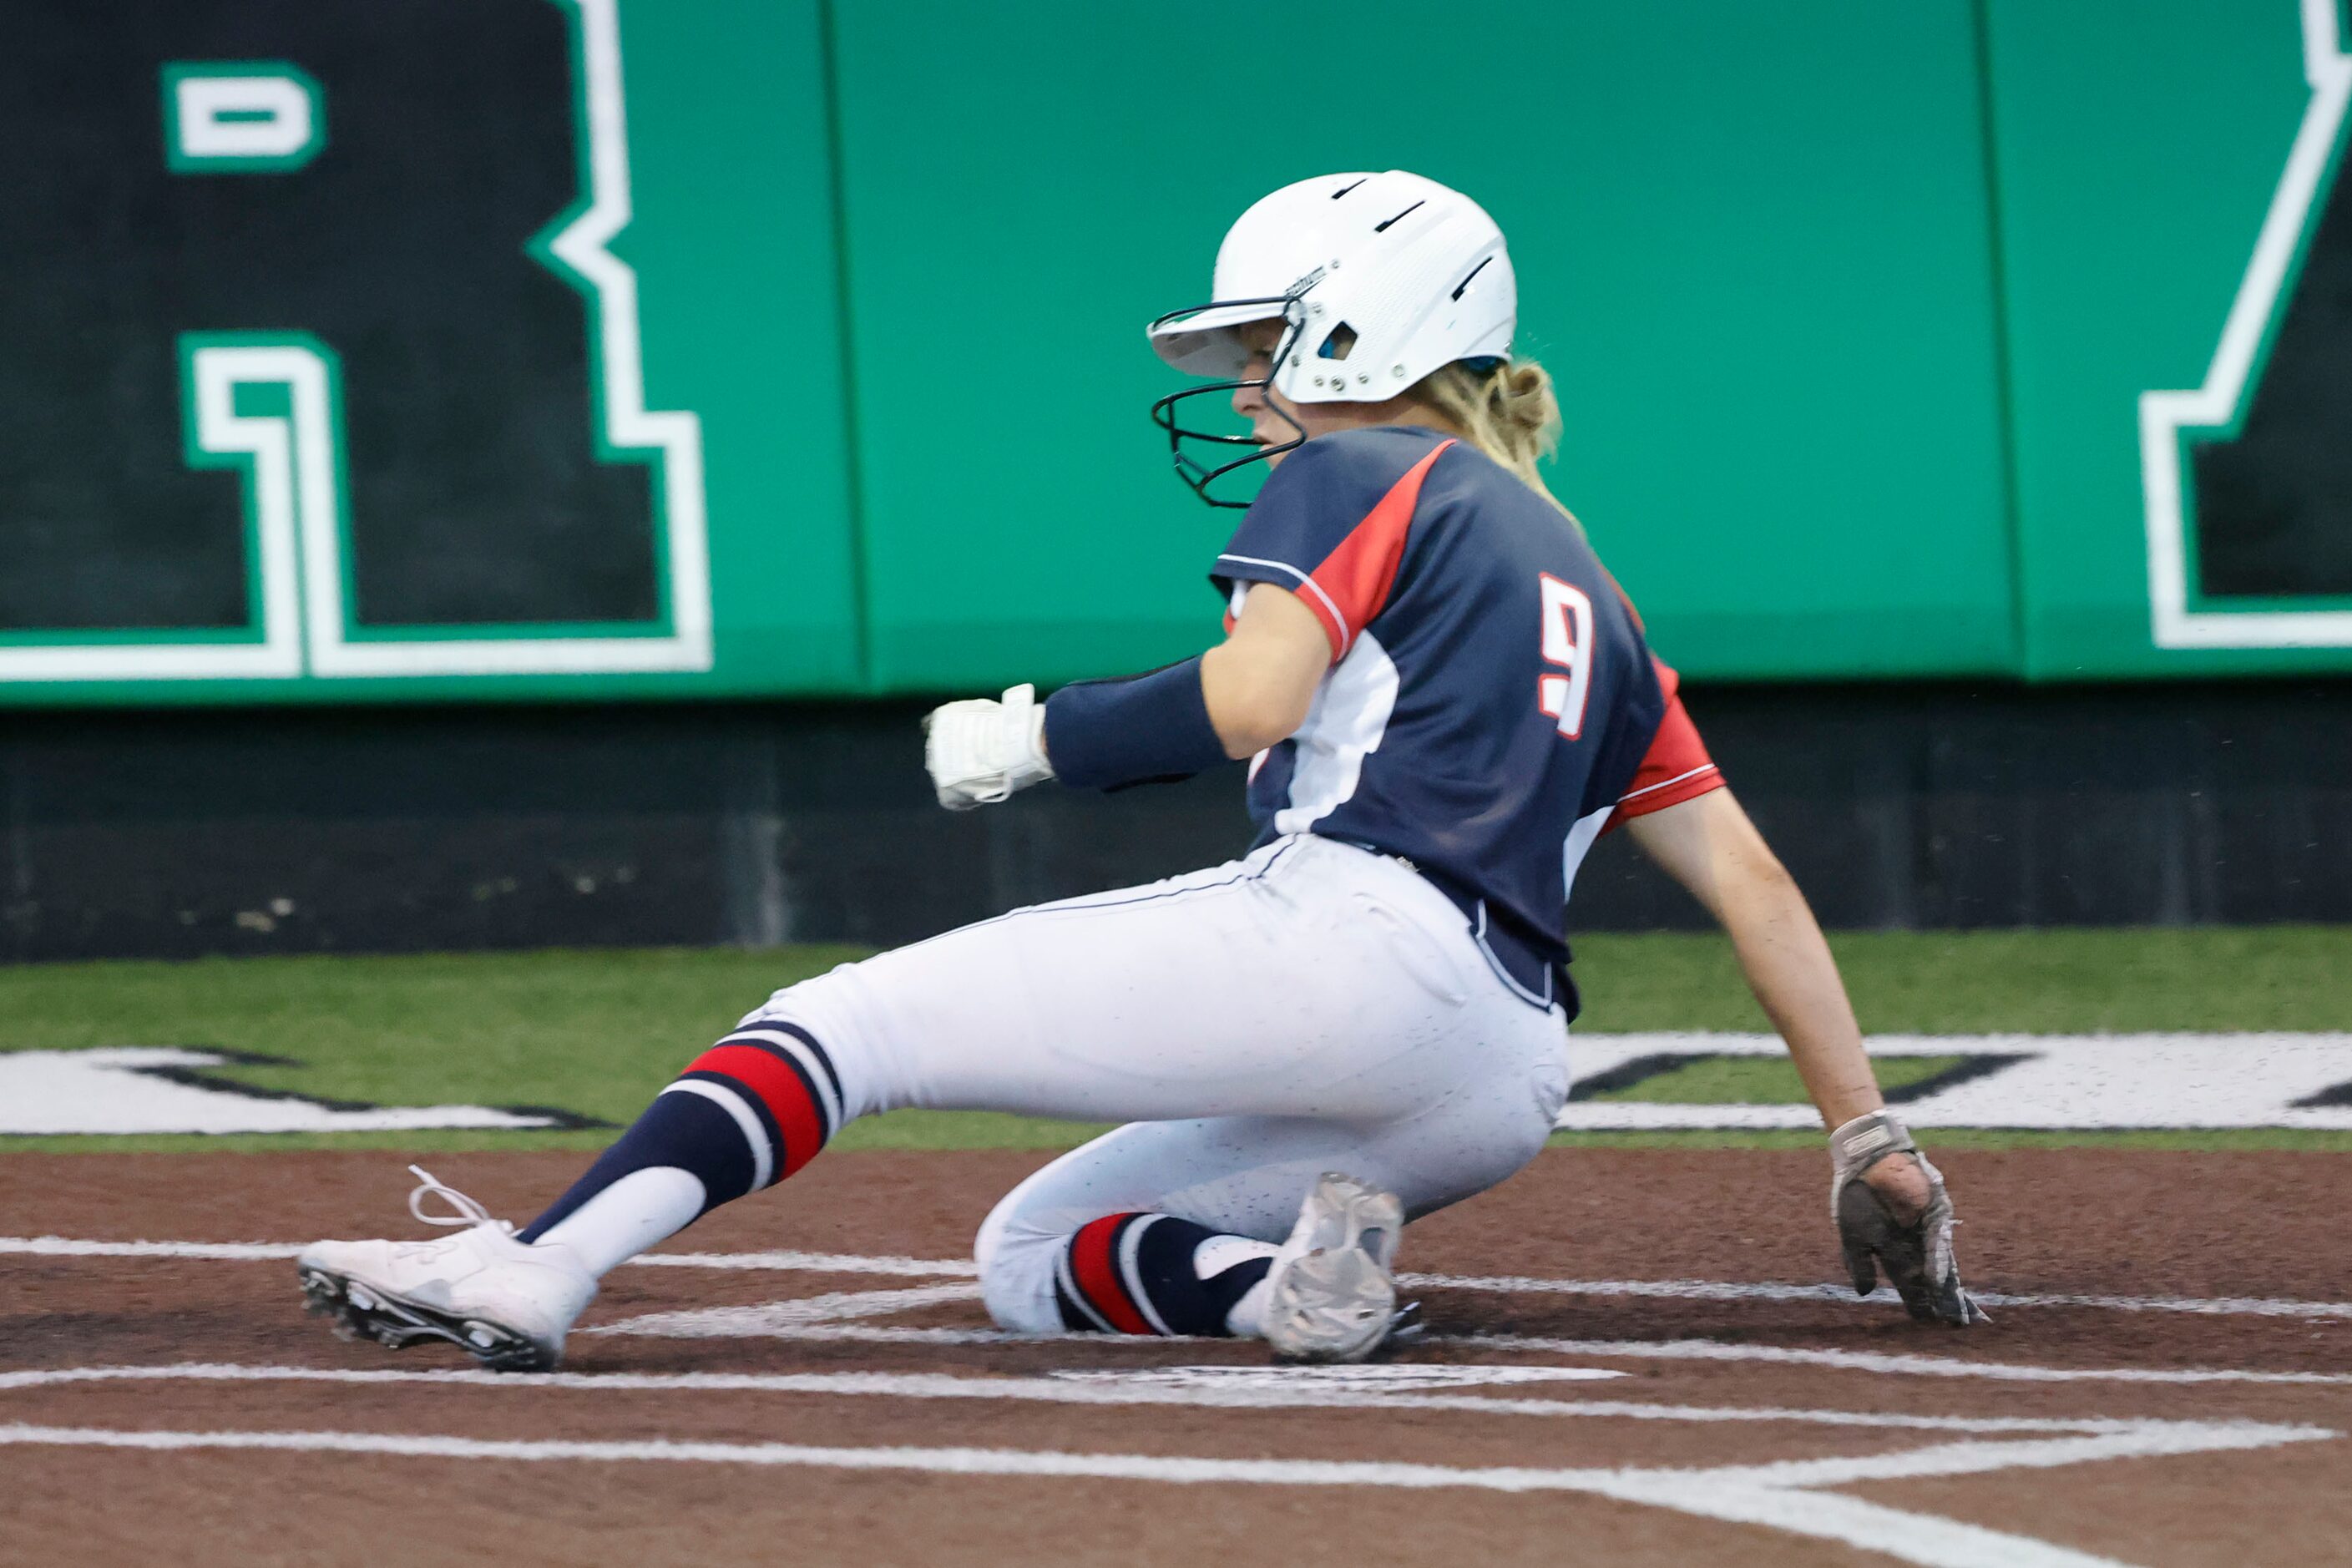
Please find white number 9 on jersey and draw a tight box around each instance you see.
[1536,573,1594,739]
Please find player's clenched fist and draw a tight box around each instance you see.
[923,683,1055,810]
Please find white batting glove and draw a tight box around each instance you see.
[923,683,1054,810]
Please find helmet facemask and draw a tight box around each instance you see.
[1148,170,1517,508]
[1146,294,1310,509]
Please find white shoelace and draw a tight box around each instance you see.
[404,1165,515,1237]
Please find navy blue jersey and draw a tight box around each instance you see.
[1211,427,1717,1010]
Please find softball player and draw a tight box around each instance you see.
[299,170,1983,1371]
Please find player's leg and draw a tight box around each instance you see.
[972,999,1567,1353]
[515,836,1489,1272]
[299,837,1535,1365]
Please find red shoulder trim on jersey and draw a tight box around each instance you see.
[1609,658,1725,829]
[1302,439,1454,659]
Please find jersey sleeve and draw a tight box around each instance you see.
[1609,658,1725,826]
[1209,432,1455,660]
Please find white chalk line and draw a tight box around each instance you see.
[633,1247,975,1277]
[599,1320,1029,1346]
[1,1361,2200,1438]
[27,1230,2352,1387]
[1401,1271,2352,1323]
[0,1416,2326,1568]
[581,1313,2352,1385]
[0,1237,974,1277]
[1461,1334,2352,1387]
[7,1237,303,1262]
[1697,1422,2335,1490]
[18,1233,2349,1388]
[12,1235,2349,1324]
[582,1277,2352,1388]
[596,1283,984,1336]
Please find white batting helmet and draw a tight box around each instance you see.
[1147,170,1517,503]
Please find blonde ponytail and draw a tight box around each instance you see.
[1409,359,1581,532]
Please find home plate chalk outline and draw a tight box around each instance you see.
[22,1242,2352,1369]
[573,1270,2352,1387]
[18,1231,2349,1388]
[0,1363,2331,1568]
[12,1234,2352,1341]
[5,1245,2347,1566]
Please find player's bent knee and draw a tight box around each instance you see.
[731,963,893,1125]
[1474,1094,1563,1198]
[976,1230,1068,1336]
[973,1189,1069,1336]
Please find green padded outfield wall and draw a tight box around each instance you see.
[1,0,2345,704]
[1985,0,2352,677]
[832,1,2016,690]
[0,0,862,706]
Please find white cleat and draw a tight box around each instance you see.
[296,1166,597,1373]
[1261,1171,1406,1364]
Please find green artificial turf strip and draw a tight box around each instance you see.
[0,1111,1123,1157]
[1581,1053,1971,1105]
[1573,925,2352,1034]
[4,926,2350,1155]
[0,946,865,1129]
[13,1122,2352,1157]
[1542,1127,2352,1151]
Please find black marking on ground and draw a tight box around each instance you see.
[1566,1052,2035,1105]
[121,1047,614,1130]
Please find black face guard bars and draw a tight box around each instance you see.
[1146,294,1310,508]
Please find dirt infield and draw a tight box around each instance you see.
[4,1147,2349,1566]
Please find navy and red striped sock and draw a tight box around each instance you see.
[518,1020,843,1265]
[1055,1212,1277,1338]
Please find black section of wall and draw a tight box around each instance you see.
[2191,103,2352,599]
[2,681,2348,964]
[0,0,655,632]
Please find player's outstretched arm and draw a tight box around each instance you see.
[922,584,1331,810]
[1624,788,1987,1325]
[1622,789,1879,1125]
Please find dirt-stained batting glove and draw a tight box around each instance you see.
[1828,1110,1988,1326]
[923,683,1054,810]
